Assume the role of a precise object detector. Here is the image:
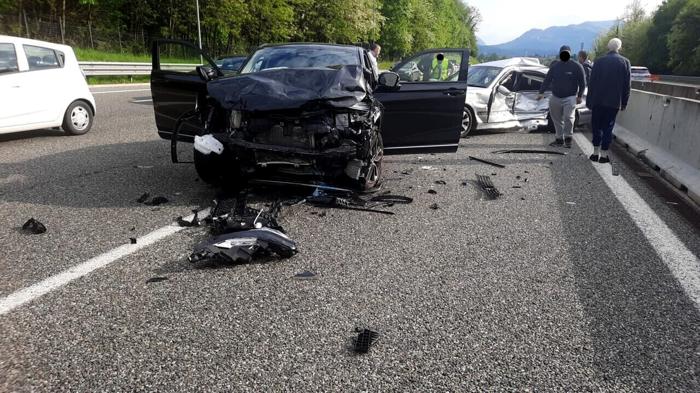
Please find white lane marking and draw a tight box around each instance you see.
[0,214,194,316]
[131,98,153,103]
[574,133,700,310]
[91,88,151,95]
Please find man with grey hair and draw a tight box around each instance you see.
[586,38,631,163]
[538,45,587,148]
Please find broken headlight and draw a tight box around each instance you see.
[230,110,243,129]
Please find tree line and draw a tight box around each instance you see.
[593,0,699,75]
[0,0,480,60]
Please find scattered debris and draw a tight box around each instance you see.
[146,276,168,283]
[461,181,468,186]
[435,180,447,185]
[293,271,317,280]
[129,226,136,231]
[369,195,413,206]
[512,185,522,189]
[475,174,501,200]
[469,156,506,168]
[492,149,567,156]
[177,208,212,227]
[420,166,434,170]
[516,176,521,180]
[145,196,169,206]
[429,203,439,210]
[130,237,137,244]
[524,170,529,174]
[401,169,413,175]
[353,328,380,354]
[136,192,150,203]
[21,218,46,234]
[566,201,577,205]
[427,189,437,194]
[189,228,297,265]
[305,191,395,215]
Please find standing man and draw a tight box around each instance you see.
[368,43,381,77]
[578,50,593,86]
[538,45,586,148]
[586,38,631,163]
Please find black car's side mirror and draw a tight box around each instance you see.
[196,65,217,81]
[378,71,400,88]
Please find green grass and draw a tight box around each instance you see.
[74,47,151,62]
[86,75,150,85]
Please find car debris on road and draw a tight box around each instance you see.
[491,149,567,155]
[188,228,298,265]
[468,156,506,168]
[475,174,502,200]
[352,328,380,354]
[21,218,46,234]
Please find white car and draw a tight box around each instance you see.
[0,35,96,135]
[631,66,652,82]
[459,57,590,137]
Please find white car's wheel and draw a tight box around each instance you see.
[460,105,475,138]
[62,101,93,135]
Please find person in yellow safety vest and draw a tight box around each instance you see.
[430,53,450,80]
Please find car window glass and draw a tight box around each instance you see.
[23,45,60,70]
[513,73,543,92]
[466,66,502,88]
[0,43,19,74]
[240,46,359,74]
[157,42,212,73]
[395,51,462,82]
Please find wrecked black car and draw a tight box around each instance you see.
[150,42,469,190]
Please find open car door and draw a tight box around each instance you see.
[150,40,221,142]
[375,48,469,154]
[512,72,550,123]
[485,71,518,124]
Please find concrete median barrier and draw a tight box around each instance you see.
[614,89,700,205]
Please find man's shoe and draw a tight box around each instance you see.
[599,156,610,164]
[589,154,599,162]
[564,137,572,148]
[549,138,563,147]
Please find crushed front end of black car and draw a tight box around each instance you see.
[194,65,383,190]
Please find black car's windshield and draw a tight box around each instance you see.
[467,66,503,88]
[240,46,360,74]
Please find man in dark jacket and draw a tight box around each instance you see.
[586,38,631,163]
[578,50,593,86]
[538,45,586,148]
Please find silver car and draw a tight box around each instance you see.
[459,58,591,137]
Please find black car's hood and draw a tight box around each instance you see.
[207,65,369,112]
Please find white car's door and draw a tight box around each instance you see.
[485,71,517,124]
[0,42,31,130]
[19,44,65,124]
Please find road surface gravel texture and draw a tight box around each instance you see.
[0,85,699,391]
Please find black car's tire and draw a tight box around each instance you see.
[460,105,476,138]
[62,100,93,135]
[193,148,241,186]
[358,133,383,191]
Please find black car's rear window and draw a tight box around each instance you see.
[241,46,360,74]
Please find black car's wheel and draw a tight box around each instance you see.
[358,133,383,191]
[193,148,241,186]
[62,100,93,135]
[460,105,476,138]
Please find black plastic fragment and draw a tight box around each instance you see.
[293,271,317,279]
[146,276,168,283]
[369,195,413,205]
[429,203,439,210]
[492,149,566,155]
[427,189,437,194]
[130,237,137,244]
[136,192,150,203]
[469,156,506,168]
[353,328,380,353]
[434,180,447,185]
[145,196,169,206]
[189,228,297,265]
[21,218,46,234]
[476,174,502,200]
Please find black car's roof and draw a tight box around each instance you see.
[257,42,363,51]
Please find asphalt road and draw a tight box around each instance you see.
[1,84,699,392]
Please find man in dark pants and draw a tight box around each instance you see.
[538,45,586,148]
[586,38,631,163]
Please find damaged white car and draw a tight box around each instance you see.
[458,57,591,137]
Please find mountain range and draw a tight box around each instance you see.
[478,20,616,57]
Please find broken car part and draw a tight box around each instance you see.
[468,156,506,168]
[491,149,567,156]
[475,174,502,200]
[194,134,224,155]
[353,328,380,354]
[306,194,394,215]
[146,276,169,283]
[136,192,150,203]
[293,271,317,280]
[21,218,46,234]
[188,228,298,264]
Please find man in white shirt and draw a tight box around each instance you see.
[368,43,381,77]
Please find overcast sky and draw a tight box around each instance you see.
[469,0,664,45]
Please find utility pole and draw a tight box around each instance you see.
[196,0,203,63]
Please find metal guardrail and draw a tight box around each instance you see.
[657,74,700,86]
[79,61,199,76]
